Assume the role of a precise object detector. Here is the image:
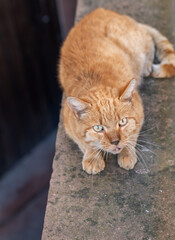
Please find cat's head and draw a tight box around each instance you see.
[67,79,144,154]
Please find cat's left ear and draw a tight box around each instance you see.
[67,97,91,118]
[120,79,136,101]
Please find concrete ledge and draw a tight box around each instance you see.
[42,0,175,239]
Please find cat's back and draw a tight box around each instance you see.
[60,8,116,64]
[66,8,137,40]
[61,8,138,57]
[59,8,149,95]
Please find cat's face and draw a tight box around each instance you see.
[85,113,137,154]
[82,98,143,154]
[67,83,144,154]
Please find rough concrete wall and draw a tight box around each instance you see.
[42,0,175,239]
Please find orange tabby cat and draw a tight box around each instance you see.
[59,8,175,174]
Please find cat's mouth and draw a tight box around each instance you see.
[116,146,122,152]
[109,146,123,154]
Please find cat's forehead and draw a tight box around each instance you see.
[94,87,119,98]
[93,97,129,123]
[96,97,127,111]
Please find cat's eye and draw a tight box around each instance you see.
[92,125,104,132]
[119,118,128,127]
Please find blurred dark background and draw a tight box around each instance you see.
[0,0,77,239]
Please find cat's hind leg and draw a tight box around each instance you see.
[140,23,175,78]
[142,50,154,77]
[142,38,155,77]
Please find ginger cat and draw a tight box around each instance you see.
[59,8,175,174]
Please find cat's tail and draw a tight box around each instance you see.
[141,24,175,78]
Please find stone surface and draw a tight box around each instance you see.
[42,0,175,239]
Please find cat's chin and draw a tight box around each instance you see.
[110,151,118,155]
[108,147,123,155]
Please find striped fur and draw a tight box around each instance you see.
[140,24,175,78]
[59,8,175,174]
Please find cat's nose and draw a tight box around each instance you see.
[111,139,120,145]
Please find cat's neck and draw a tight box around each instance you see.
[69,71,136,98]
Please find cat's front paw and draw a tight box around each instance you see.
[82,157,105,174]
[118,151,137,170]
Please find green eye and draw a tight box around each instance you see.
[119,118,128,127]
[93,125,104,132]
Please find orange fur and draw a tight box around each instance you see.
[59,8,175,174]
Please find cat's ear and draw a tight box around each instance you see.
[120,79,136,101]
[67,97,91,118]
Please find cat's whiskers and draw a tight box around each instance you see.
[128,136,159,156]
[130,125,157,139]
[141,111,153,125]
[89,148,104,165]
[102,150,107,161]
[129,131,159,148]
[140,126,157,134]
[88,147,101,159]
[137,139,159,148]
[133,132,152,138]
[89,149,101,164]
[68,148,101,172]
[134,142,158,156]
[135,147,150,170]
[125,145,136,160]
[128,138,156,168]
[103,151,109,164]
[106,151,109,162]
[126,141,149,170]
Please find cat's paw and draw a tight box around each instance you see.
[118,153,137,170]
[82,157,105,174]
[143,64,153,77]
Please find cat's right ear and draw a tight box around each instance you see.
[67,97,91,119]
[119,79,136,101]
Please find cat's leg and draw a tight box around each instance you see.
[142,40,154,77]
[118,144,137,170]
[140,23,175,78]
[82,148,105,174]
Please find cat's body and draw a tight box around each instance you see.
[59,8,175,174]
